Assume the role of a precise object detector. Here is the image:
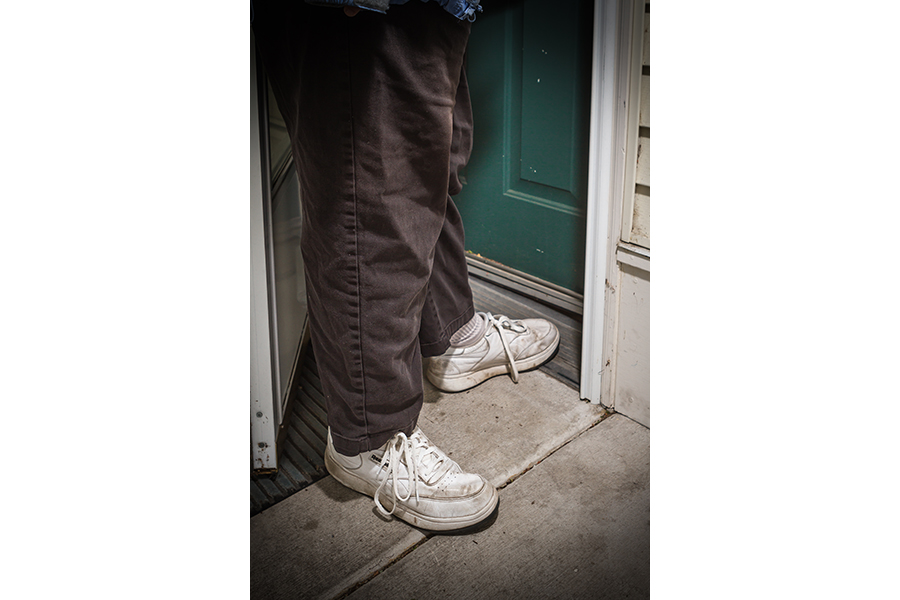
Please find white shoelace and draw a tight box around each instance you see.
[373,430,452,517]
[484,312,528,383]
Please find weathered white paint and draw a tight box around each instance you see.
[642,10,650,67]
[580,0,633,405]
[613,264,650,427]
[631,192,650,248]
[619,0,646,248]
[609,0,650,425]
[640,75,650,128]
[635,136,650,187]
[593,0,650,423]
[634,1,650,244]
[616,241,649,273]
[630,1,650,245]
[250,31,279,471]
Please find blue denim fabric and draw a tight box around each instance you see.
[306,0,482,21]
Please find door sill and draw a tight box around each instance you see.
[465,254,584,316]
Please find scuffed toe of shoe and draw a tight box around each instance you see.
[515,318,559,356]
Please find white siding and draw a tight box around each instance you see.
[639,75,649,128]
[635,136,650,188]
[629,2,650,246]
[604,0,650,427]
[642,11,649,67]
[631,191,650,247]
[614,264,650,427]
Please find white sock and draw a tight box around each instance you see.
[449,313,486,348]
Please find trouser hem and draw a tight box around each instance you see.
[419,304,476,358]
[330,415,419,456]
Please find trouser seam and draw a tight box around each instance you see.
[346,19,368,439]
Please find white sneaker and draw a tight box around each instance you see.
[324,427,498,532]
[425,312,560,392]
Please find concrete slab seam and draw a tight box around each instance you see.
[312,404,616,600]
[332,410,614,599]
[616,410,650,431]
[331,536,430,600]
[496,408,613,491]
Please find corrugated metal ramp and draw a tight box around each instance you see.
[250,353,327,516]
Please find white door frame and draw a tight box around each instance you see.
[580,0,635,405]
[250,30,281,471]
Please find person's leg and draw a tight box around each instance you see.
[418,197,476,357]
[417,62,561,391]
[418,68,478,358]
[255,1,471,455]
[255,2,499,531]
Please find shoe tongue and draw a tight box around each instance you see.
[420,453,454,485]
[410,432,455,484]
[419,450,441,472]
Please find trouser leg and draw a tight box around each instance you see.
[253,1,472,455]
[419,67,477,358]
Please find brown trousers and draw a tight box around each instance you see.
[253,1,475,455]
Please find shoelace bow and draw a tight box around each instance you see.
[373,431,452,517]
[484,312,528,383]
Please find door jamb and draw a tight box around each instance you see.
[250,30,281,471]
[580,0,634,405]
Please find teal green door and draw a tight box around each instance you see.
[457,0,595,294]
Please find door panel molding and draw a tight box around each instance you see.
[458,0,593,292]
[503,189,585,218]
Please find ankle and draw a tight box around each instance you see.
[449,313,486,348]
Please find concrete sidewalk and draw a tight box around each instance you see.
[251,370,649,599]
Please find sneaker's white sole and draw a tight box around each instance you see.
[324,451,499,532]
[427,326,561,393]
